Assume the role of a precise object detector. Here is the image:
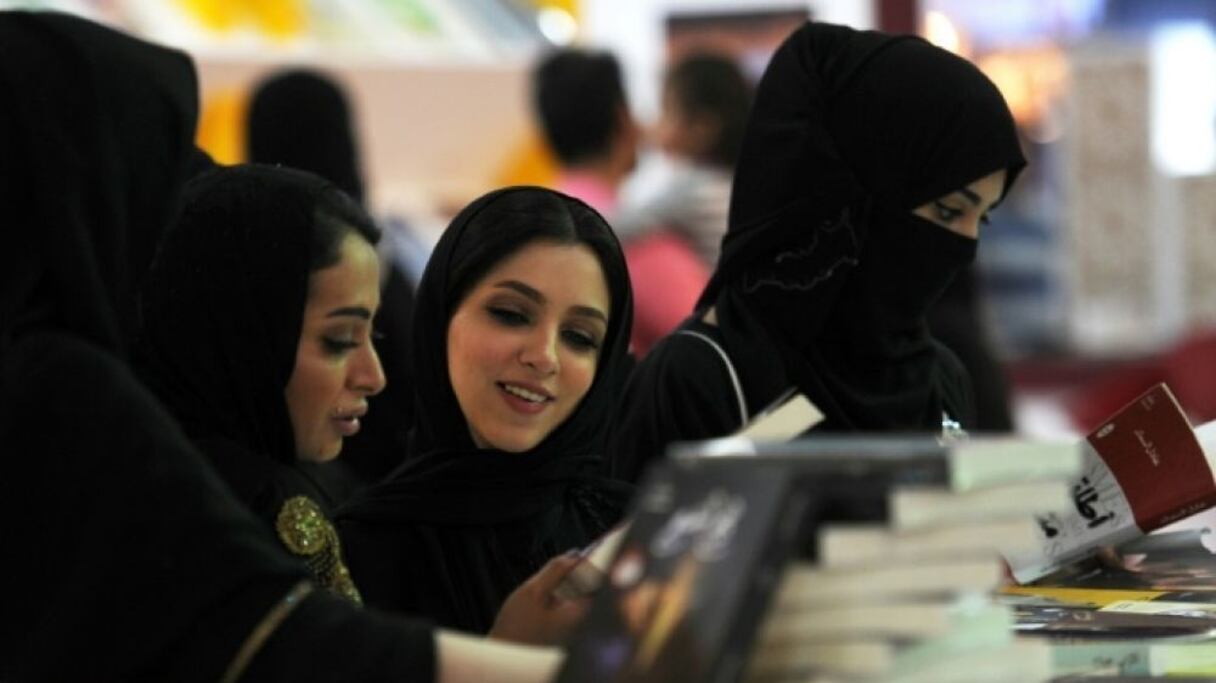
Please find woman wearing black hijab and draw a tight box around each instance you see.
[339,186,636,633]
[608,22,1027,483]
[138,164,387,603]
[0,11,590,682]
[248,68,418,486]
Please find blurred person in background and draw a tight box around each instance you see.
[613,52,754,355]
[532,47,640,217]
[248,68,419,487]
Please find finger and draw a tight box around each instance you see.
[526,552,585,595]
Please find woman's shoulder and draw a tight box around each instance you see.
[4,332,179,441]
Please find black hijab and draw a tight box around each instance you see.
[0,12,307,679]
[138,165,375,508]
[342,186,635,525]
[705,22,1026,431]
[247,69,365,203]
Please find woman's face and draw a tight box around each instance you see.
[446,240,611,452]
[285,233,386,462]
[911,168,1007,239]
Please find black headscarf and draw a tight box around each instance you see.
[338,187,635,631]
[140,165,334,466]
[138,164,376,602]
[247,69,365,203]
[0,12,306,679]
[706,22,1025,431]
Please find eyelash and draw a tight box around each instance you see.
[487,306,601,353]
[933,202,963,222]
[934,202,993,226]
[322,337,359,355]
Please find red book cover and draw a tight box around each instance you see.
[1087,383,1216,531]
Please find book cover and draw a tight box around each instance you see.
[554,459,811,683]
[1007,383,1216,583]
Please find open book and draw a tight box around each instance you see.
[1006,383,1216,583]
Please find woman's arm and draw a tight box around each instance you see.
[437,632,563,683]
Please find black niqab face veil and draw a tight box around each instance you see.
[139,165,345,463]
[705,22,1026,431]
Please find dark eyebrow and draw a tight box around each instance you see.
[496,280,608,324]
[495,280,543,303]
[958,187,982,206]
[325,306,372,320]
[571,305,608,324]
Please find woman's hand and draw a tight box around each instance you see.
[490,552,592,646]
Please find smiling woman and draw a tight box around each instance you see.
[338,186,636,634]
[138,164,384,602]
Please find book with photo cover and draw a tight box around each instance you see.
[1007,384,1216,582]
[553,458,813,683]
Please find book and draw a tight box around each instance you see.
[817,518,1043,566]
[890,479,1073,530]
[1013,603,1216,639]
[772,557,1005,607]
[745,630,1052,683]
[1051,639,1216,678]
[1006,383,1216,583]
[553,523,631,600]
[672,434,1082,493]
[735,391,825,441]
[553,458,812,683]
[759,596,1012,642]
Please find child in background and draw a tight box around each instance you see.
[614,53,754,356]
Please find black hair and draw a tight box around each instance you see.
[664,52,753,168]
[532,49,629,165]
[446,189,625,322]
[309,185,380,271]
[247,69,365,203]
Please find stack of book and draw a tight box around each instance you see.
[742,438,1081,683]
[554,383,1216,683]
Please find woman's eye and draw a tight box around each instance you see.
[489,307,529,327]
[934,202,963,222]
[562,329,600,352]
[322,337,359,355]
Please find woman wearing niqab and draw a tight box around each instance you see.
[0,12,435,681]
[608,22,1027,482]
[338,187,635,633]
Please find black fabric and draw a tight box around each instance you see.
[247,69,365,203]
[339,186,635,632]
[609,22,1022,482]
[0,13,298,679]
[928,266,1015,432]
[0,13,435,681]
[138,165,343,507]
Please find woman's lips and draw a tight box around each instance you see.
[498,382,553,415]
